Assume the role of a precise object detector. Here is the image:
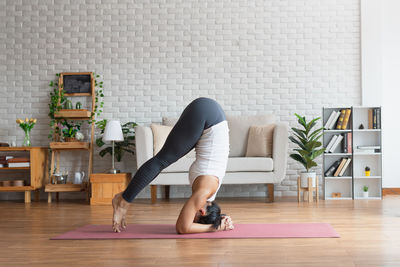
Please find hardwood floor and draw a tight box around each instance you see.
[0,196,400,267]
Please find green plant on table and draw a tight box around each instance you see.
[289,113,325,172]
[95,119,137,162]
[363,185,369,192]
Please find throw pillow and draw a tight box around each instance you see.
[245,125,275,157]
[150,124,196,157]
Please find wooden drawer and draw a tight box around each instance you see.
[90,173,131,205]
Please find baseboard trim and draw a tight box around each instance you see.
[382,188,400,196]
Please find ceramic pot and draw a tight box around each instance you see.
[362,191,369,198]
[64,99,73,109]
[2,180,11,187]
[365,171,371,176]
[300,172,316,188]
[75,102,82,109]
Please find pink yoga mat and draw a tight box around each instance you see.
[51,223,339,240]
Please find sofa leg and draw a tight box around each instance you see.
[266,184,274,203]
[164,185,170,200]
[151,185,157,204]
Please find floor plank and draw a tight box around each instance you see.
[0,196,399,266]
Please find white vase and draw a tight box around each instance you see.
[362,191,369,198]
[300,172,316,188]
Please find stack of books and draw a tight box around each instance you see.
[368,108,381,129]
[0,156,7,168]
[7,157,30,168]
[324,109,352,130]
[355,145,381,154]
[324,158,352,177]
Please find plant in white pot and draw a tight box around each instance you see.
[363,186,369,198]
[289,114,325,188]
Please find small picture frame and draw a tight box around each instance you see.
[59,72,94,96]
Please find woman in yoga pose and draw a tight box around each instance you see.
[112,97,234,234]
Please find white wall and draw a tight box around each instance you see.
[0,0,361,200]
[361,0,400,187]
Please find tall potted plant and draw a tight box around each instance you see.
[289,114,325,187]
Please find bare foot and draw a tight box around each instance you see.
[112,192,130,233]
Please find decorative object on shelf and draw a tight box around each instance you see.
[332,192,342,198]
[0,142,9,147]
[16,118,37,147]
[359,124,364,129]
[365,166,371,176]
[289,114,325,188]
[12,180,25,186]
[75,132,84,141]
[73,171,85,184]
[60,120,81,142]
[75,101,82,109]
[64,99,73,109]
[102,120,124,174]
[363,185,369,198]
[96,119,137,163]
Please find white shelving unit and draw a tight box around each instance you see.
[322,106,382,200]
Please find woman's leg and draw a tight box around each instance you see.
[122,99,213,202]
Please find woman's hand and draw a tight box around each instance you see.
[218,215,234,231]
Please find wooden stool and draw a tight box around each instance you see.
[297,176,319,203]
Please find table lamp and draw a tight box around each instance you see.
[102,120,124,174]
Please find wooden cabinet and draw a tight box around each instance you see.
[0,147,48,203]
[90,173,131,205]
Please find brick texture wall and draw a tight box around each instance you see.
[0,0,361,200]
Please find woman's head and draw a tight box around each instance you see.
[195,201,224,229]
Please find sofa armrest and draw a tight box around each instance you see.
[135,125,154,168]
[272,122,289,183]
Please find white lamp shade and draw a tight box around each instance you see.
[102,120,124,142]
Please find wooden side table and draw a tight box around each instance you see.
[90,173,131,205]
[297,176,319,203]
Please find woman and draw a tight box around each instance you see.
[112,97,234,234]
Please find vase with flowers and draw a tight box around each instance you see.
[16,118,37,146]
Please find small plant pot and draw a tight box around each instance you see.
[365,171,371,176]
[300,172,316,188]
[362,191,369,198]
[12,180,25,186]
[64,137,77,142]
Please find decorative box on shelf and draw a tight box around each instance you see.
[90,173,131,205]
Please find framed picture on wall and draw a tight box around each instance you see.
[59,72,94,96]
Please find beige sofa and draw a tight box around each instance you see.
[134,115,289,203]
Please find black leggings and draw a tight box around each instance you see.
[122,97,226,202]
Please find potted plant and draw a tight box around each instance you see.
[365,166,371,176]
[96,119,137,163]
[289,113,325,187]
[60,120,81,142]
[363,185,369,198]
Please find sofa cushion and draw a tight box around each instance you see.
[226,115,275,157]
[163,115,276,157]
[151,123,196,158]
[162,157,273,173]
[245,125,275,157]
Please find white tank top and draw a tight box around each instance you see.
[188,120,230,201]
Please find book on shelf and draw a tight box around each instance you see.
[7,162,30,168]
[347,133,352,153]
[329,111,341,129]
[368,109,373,129]
[7,157,30,163]
[343,133,347,153]
[341,109,352,130]
[324,159,342,177]
[325,135,338,152]
[376,108,381,129]
[329,134,344,153]
[339,158,352,177]
[5,156,14,160]
[334,158,348,177]
[324,111,337,129]
[335,109,346,129]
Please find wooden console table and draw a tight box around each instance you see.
[0,147,48,203]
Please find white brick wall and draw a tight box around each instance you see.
[0,0,361,200]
